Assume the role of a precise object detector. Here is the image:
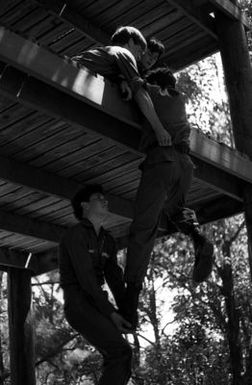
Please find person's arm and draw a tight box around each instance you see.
[64,227,115,317]
[134,88,172,146]
[103,237,125,310]
[116,50,171,146]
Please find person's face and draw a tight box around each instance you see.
[141,49,160,70]
[84,192,109,217]
[127,38,145,62]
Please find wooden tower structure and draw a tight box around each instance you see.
[0,0,251,382]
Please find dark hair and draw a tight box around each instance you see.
[111,26,147,51]
[147,37,165,58]
[145,67,177,90]
[71,184,104,220]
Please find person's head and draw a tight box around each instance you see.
[141,37,165,70]
[111,26,147,61]
[145,67,176,91]
[71,185,108,221]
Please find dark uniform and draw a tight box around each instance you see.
[59,218,132,385]
[125,84,197,285]
[72,46,143,93]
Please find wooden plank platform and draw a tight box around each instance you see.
[0,0,250,268]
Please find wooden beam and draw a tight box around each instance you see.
[189,130,252,184]
[0,209,64,243]
[0,27,252,191]
[215,2,252,282]
[0,248,37,272]
[8,268,36,385]
[192,157,243,201]
[196,195,243,223]
[0,26,251,184]
[33,0,110,44]
[0,26,139,128]
[0,67,250,204]
[208,0,250,28]
[0,154,134,219]
[243,187,252,281]
[214,10,252,159]
[165,0,218,39]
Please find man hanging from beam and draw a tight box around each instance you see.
[59,184,132,385]
[122,66,215,329]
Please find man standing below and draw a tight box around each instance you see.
[59,184,132,385]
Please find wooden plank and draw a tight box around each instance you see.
[37,22,70,45]
[49,29,85,53]
[0,117,63,155]
[13,128,97,163]
[73,156,142,182]
[192,157,243,201]
[0,27,140,128]
[59,37,88,56]
[29,137,106,168]
[0,0,36,25]
[54,145,125,177]
[140,9,183,37]
[165,36,218,70]
[0,209,64,243]
[0,64,249,202]
[0,155,134,219]
[164,28,207,57]
[165,0,218,39]
[11,7,50,33]
[0,0,23,18]
[0,31,251,187]
[33,0,110,44]
[8,268,36,385]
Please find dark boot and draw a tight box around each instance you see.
[171,208,214,283]
[119,283,142,331]
[191,232,214,283]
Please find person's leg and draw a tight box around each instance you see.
[163,155,214,283]
[123,162,176,326]
[125,165,172,285]
[64,288,132,385]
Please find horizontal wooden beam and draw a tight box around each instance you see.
[0,247,58,275]
[0,154,134,219]
[0,209,64,244]
[33,0,110,44]
[0,26,251,184]
[165,0,218,39]
[0,247,36,272]
[0,64,246,204]
[0,27,251,193]
[189,129,252,184]
[0,26,139,129]
[208,0,250,28]
[192,157,243,201]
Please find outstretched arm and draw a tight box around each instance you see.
[134,87,171,146]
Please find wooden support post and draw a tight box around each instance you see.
[8,268,35,385]
[215,6,252,156]
[215,2,252,281]
[244,187,252,282]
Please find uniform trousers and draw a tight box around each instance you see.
[64,286,132,385]
[125,152,194,285]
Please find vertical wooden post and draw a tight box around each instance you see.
[8,268,35,385]
[215,2,252,282]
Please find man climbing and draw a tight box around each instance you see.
[122,67,214,328]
